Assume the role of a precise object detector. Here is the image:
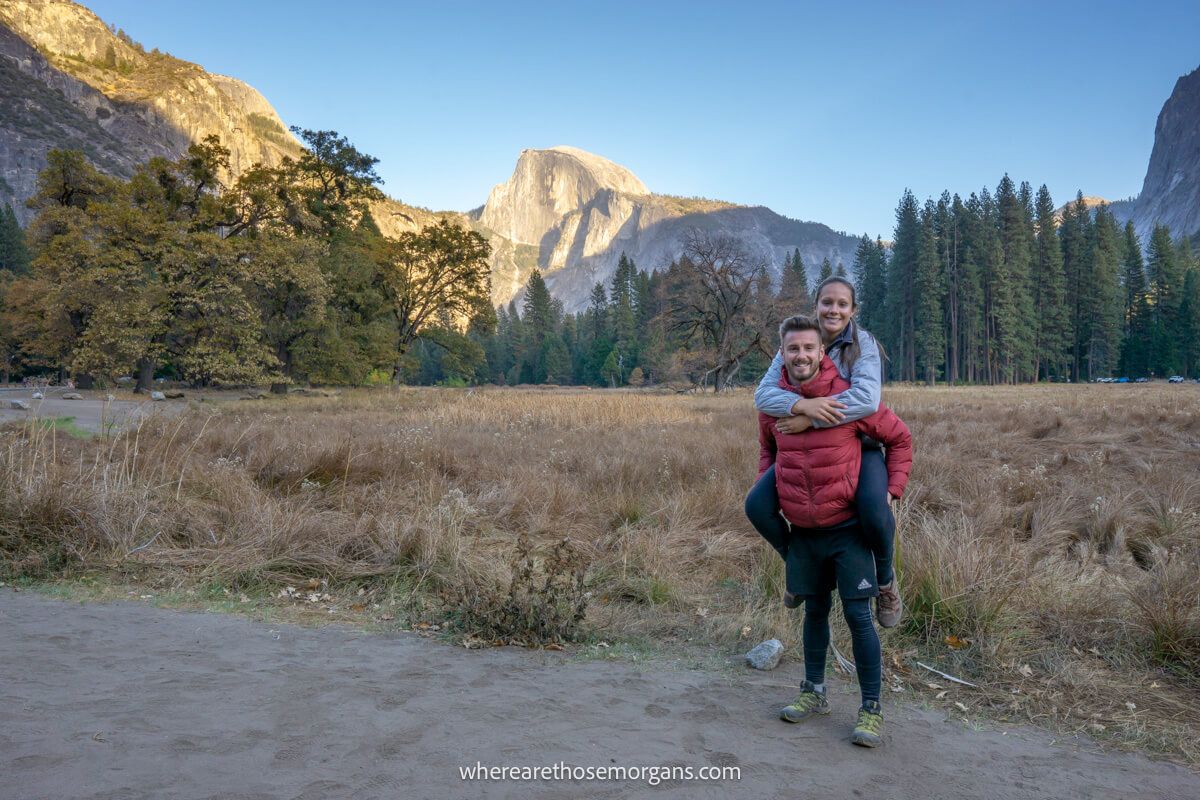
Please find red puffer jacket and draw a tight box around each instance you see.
[758,355,913,529]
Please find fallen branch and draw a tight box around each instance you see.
[917,661,978,688]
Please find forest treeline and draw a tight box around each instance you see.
[1,134,1198,389]
[871,181,1200,384]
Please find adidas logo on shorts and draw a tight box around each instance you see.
[857,579,872,590]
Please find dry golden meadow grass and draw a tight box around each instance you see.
[2,383,1199,761]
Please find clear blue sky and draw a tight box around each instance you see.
[83,0,1200,238]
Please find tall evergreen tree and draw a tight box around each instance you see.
[0,204,31,274]
[852,235,886,336]
[777,247,811,313]
[1031,185,1069,379]
[1146,224,1183,375]
[1060,193,1093,381]
[817,256,834,284]
[914,201,945,384]
[1084,206,1122,378]
[1181,267,1200,377]
[886,190,920,380]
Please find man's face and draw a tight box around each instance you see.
[782,329,823,385]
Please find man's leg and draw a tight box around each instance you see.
[780,592,834,722]
[857,448,902,627]
[745,465,789,561]
[842,596,885,747]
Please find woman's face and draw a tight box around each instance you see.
[815,283,856,339]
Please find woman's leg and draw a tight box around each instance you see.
[856,448,895,587]
[841,597,882,707]
[744,465,789,562]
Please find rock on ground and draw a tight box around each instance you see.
[745,639,784,670]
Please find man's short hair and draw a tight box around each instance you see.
[779,314,822,345]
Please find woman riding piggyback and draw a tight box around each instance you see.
[744,276,901,627]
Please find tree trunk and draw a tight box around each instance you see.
[75,373,94,390]
[134,358,155,394]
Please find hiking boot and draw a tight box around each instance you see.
[783,590,801,609]
[876,579,902,628]
[851,701,884,747]
[780,681,831,723]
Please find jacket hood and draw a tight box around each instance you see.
[777,355,839,398]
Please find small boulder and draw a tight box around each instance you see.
[116,376,135,384]
[745,639,784,671]
[150,391,166,401]
[31,391,44,400]
[9,399,30,411]
[61,392,84,400]
[163,390,185,399]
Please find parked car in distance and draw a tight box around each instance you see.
[1116,377,1131,383]
[1169,375,1185,383]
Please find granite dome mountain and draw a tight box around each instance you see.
[8,1,1199,314]
[0,0,861,312]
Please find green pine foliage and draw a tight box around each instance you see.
[0,203,31,274]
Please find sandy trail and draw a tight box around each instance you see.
[2,590,1195,800]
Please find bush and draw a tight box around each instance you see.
[444,533,590,645]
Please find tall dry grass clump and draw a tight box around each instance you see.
[3,383,1200,760]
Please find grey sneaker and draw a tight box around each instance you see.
[876,579,902,628]
[780,681,831,723]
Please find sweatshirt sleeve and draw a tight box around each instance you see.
[812,330,882,428]
[754,350,798,418]
[855,405,913,498]
[757,413,778,478]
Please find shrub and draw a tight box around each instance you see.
[444,533,590,645]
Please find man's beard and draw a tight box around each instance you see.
[787,361,818,384]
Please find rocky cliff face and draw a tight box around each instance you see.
[0,0,303,223]
[1111,66,1200,243]
[477,146,859,311]
[2,0,860,314]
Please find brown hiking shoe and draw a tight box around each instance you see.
[783,590,801,609]
[876,579,902,628]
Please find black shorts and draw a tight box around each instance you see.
[786,519,878,600]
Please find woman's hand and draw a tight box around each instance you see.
[775,415,813,435]
[788,396,847,425]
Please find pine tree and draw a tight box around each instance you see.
[914,201,945,384]
[1118,221,1150,376]
[1181,267,1200,377]
[886,190,920,381]
[817,257,834,284]
[777,248,810,312]
[1031,186,1068,379]
[1146,224,1183,375]
[0,204,30,274]
[1060,193,1093,381]
[1085,206,1122,378]
[521,270,559,383]
[834,262,847,278]
[994,175,1034,382]
[855,236,888,340]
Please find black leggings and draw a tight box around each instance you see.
[744,448,895,585]
[803,593,881,707]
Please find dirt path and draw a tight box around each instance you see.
[2,590,1195,800]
